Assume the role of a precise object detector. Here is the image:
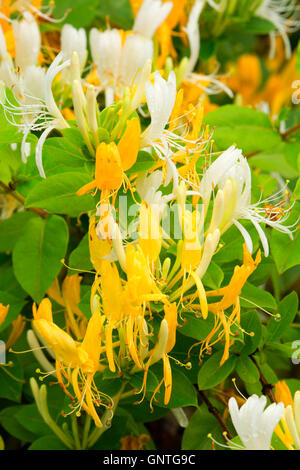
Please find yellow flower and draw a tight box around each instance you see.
[274,381,299,450]
[77,118,140,200]
[33,298,107,428]
[0,304,9,327]
[139,201,162,265]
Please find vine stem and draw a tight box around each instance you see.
[87,383,126,449]
[281,123,300,140]
[0,181,47,218]
[198,390,233,440]
[249,356,276,403]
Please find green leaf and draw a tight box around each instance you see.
[244,17,277,34]
[0,354,24,402]
[249,145,299,179]
[0,406,36,442]
[236,355,260,384]
[0,290,26,332]
[0,212,38,252]
[240,310,262,355]
[182,405,225,450]
[204,105,281,154]
[12,215,69,302]
[25,172,96,217]
[202,262,224,289]
[69,233,93,272]
[96,0,134,30]
[43,134,91,168]
[127,151,156,176]
[52,0,99,27]
[179,312,216,342]
[198,351,237,390]
[15,405,54,437]
[266,292,299,343]
[28,435,69,450]
[240,282,277,310]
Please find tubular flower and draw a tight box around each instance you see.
[274,381,297,450]
[92,242,169,391]
[33,298,108,428]
[0,304,9,327]
[0,51,70,176]
[89,1,170,106]
[199,145,295,257]
[60,24,87,84]
[282,388,300,450]
[256,0,300,59]
[47,275,88,340]
[228,394,284,450]
[77,117,141,199]
[12,11,41,72]
[133,0,173,39]
[195,245,261,365]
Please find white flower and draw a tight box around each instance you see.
[90,28,153,106]
[12,12,41,72]
[199,146,295,256]
[228,395,284,450]
[90,28,122,93]
[136,170,169,218]
[284,391,300,450]
[183,0,233,98]
[133,0,173,39]
[0,52,70,177]
[61,24,87,82]
[256,0,300,59]
[141,71,177,148]
[184,0,206,76]
[119,33,153,89]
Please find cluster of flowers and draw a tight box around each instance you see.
[0,0,299,450]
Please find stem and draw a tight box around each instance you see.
[71,413,81,450]
[81,414,92,450]
[198,390,233,440]
[249,356,276,403]
[0,181,47,218]
[87,383,126,448]
[281,123,300,140]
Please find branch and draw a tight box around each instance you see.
[198,390,233,440]
[0,181,47,219]
[281,123,300,140]
[250,356,276,403]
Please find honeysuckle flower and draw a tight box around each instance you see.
[184,0,205,77]
[181,0,233,98]
[135,170,169,218]
[12,0,69,23]
[61,24,87,83]
[12,11,40,72]
[33,298,108,428]
[133,0,173,39]
[141,70,177,150]
[76,117,141,199]
[284,391,300,450]
[0,51,70,176]
[199,145,295,256]
[228,394,284,450]
[90,28,153,106]
[47,274,88,340]
[274,381,298,450]
[256,0,300,59]
[0,304,9,327]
